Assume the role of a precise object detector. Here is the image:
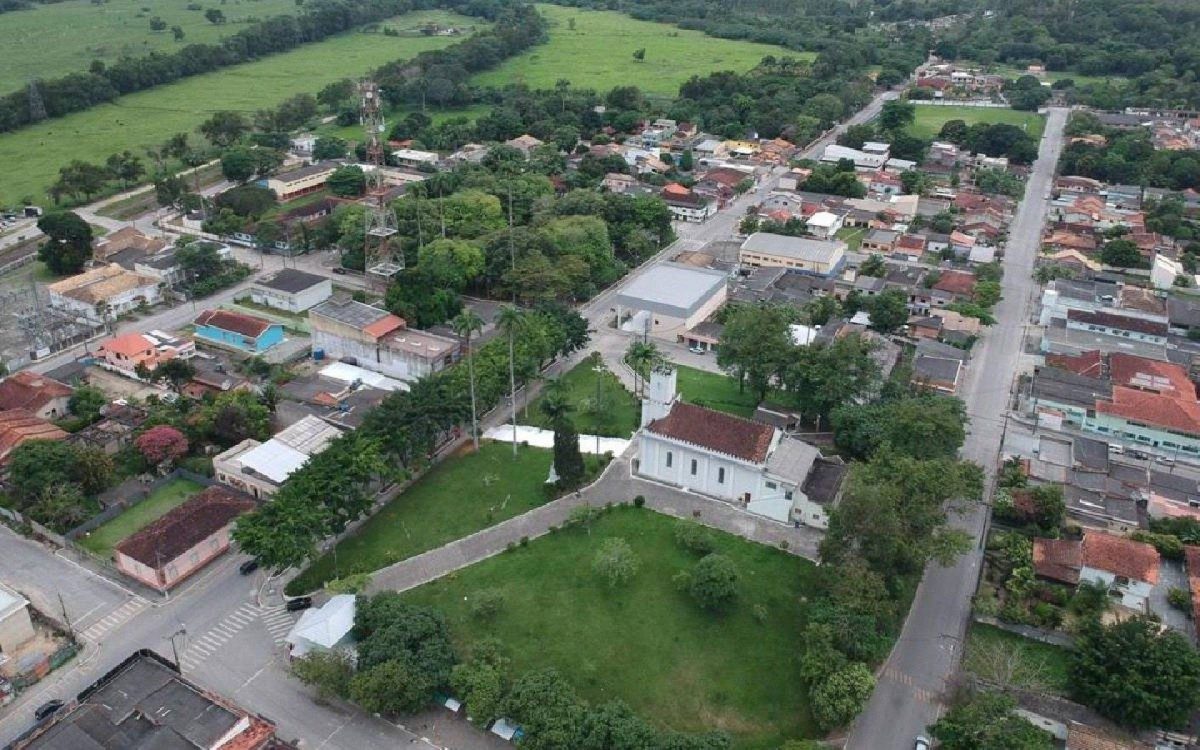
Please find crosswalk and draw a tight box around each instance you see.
[78,597,149,642]
[881,666,940,706]
[177,602,298,672]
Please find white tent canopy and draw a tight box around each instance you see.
[286,595,356,657]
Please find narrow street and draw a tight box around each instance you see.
[846,107,1070,749]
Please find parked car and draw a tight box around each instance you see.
[34,699,64,722]
[285,596,312,612]
[689,346,706,355]
[238,559,259,576]
[914,736,931,750]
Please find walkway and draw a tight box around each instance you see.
[367,449,822,594]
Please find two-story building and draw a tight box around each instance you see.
[636,368,846,528]
[249,269,333,313]
[309,298,460,382]
[193,309,284,354]
[264,162,338,201]
[96,330,195,378]
[47,263,162,322]
[739,232,846,277]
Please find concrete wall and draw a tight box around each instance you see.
[115,524,235,591]
[196,323,283,353]
[250,279,333,313]
[0,606,35,654]
[638,433,763,502]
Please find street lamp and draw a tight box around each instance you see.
[592,362,605,456]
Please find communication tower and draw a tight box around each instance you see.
[359,80,402,289]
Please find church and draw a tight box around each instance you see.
[635,366,846,528]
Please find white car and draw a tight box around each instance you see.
[915,736,931,750]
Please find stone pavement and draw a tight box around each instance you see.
[367,446,822,595]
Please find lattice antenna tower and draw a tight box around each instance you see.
[359,80,402,289]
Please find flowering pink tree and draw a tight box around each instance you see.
[135,425,190,466]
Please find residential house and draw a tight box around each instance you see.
[504,134,544,157]
[0,409,68,460]
[193,309,284,354]
[806,211,844,239]
[913,352,964,393]
[264,162,338,201]
[91,226,169,266]
[97,330,195,378]
[289,133,317,156]
[309,298,460,382]
[0,371,72,420]
[249,269,333,313]
[636,368,846,528]
[893,233,927,261]
[47,263,162,322]
[933,269,978,300]
[10,650,292,750]
[214,415,343,500]
[1033,531,1160,613]
[861,229,899,254]
[114,485,255,591]
[0,583,35,658]
[661,183,716,222]
[391,148,440,169]
[931,308,982,337]
[602,173,638,194]
[740,232,846,276]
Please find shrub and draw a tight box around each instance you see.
[1168,587,1192,616]
[470,589,505,621]
[674,520,716,555]
[592,537,639,587]
[633,495,645,508]
[684,554,739,611]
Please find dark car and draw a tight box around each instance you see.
[34,699,65,722]
[285,596,312,612]
[238,559,259,576]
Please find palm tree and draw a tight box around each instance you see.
[624,340,660,397]
[496,305,527,458]
[538,379,572,424]
[451,309,484,450]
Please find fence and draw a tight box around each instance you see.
[66,468,216,541]
[973,614,1076,649]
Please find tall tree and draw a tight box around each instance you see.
[716,304,794,400]
[36,211,92,275]
[932,692,1054,749]
[451,310,484,449]
[624,340,660,397]
[496,305,526,458]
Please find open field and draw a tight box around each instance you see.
[908,104,1045,141]
[314,104,493,142]
[473,4,802,98]
[962,622,1072,695]
[79,478,205,558]
[0,0,301,93]
[288,442,606,594]
[525,353,639,437]
[675,364,760,418]
[402,505,818,748]
[958,62,1125,89]
[0,10,482,203]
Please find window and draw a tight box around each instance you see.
[690,459,698,476]
[766,481,777,490]
[666,451,672,468]
[718,467,725,484]
[785,490,793,500]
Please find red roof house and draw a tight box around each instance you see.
[932,269,977,298]
[0,371,72,420]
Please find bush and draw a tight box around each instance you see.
[592,537,639,587]
[673,520,716,555]
[1168,587,1193,616]
[633,495,645,508]
[683,554,739,611]
[291,649,354,702]
[470,589,506,621]
[1130,531,1184,560]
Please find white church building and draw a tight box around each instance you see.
[635,367,846,528]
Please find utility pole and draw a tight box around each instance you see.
[168,627,187,671]
[592,362,605,456]
[57,592,73,640]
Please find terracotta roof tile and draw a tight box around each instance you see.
[0,409,68,459]
[195,309,274,338]
[1046,350,1104,378]
[1081,531,1159,584]
[1096,386,1200,436]
[1108,353,1195,398]
[647,401,775,463]
[115,486,255,568]
[0,371,72,412]
[933,269,977,296]
[1067,309,1167,337]
[1033,538,1081,584]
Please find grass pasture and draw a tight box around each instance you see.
[0,0,301,93]
[403,505,819,748]
[288,442,605,594]
[473,4,803,98]
[907,104,1046,141]
[79,477,205,558]
[0,10,481,203]
[675,364,760,418]
[526,354,639,437]
[963,622,1072,695]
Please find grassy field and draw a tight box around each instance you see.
[836,226,866,251]
[314,104,493,142]
[908,104,1046,141]
[473,4,801,98]
[403,505,818,748]
[288,442,605,594]
[963,623,1072,695]
[525,354,639,437]
[0,10,482,204]
[0,0,302,93]
[79,478,205,558]
[675,364,760,418]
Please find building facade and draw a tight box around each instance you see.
[193,309,284,353]
[249,269,333,313]
[308,298,459,382]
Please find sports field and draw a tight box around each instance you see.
[908,104,1045,141]
[0,0,301,93]
[473,4,803,98]
[0,10,481,203]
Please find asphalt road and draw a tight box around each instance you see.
[846,107,1070,749]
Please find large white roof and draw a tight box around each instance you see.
[287,595,355,655]
[237,440,309,484]
[320,362,409,392]
[613,263,727,318]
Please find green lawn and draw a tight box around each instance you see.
[0,10,483,203]
[675,364,760,418]
[962,623,1072,695]
[288,442,606,594]
[907,104,1046,141]
[79,478,205,558]
[836,226,866,251]
[314,104,494,142]
[0,0,303,93]
[473,4,802,98]
[526,354,639,437]
[403,505,818,748]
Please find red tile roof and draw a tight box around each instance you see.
[0,409,68,458]
[1185,546,1200,624]
[1096,386,1200,437]
[0,371,72,412]
[1081,531,1159,584]
[1033,538,1081,585]
[1067,309,1167,337]
[362,314,405,339]
[195,309,274,338]
[646,401,775,463]
[933,269,977,296]
[897,234,927,251]
[115,486,255,568]
[1108,353,1195,398]
[99,332,156,358]
[1046,350,1103,378]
